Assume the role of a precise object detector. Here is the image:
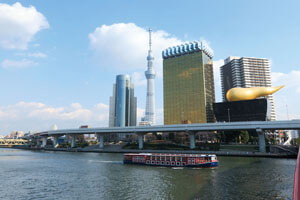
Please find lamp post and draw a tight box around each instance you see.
[227,108,230,122]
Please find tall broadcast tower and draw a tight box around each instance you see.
[144,28,155,124]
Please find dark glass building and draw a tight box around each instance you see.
[213,99,267,122]
[109,74,137,127]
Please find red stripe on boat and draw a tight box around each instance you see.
[293,146,300,200]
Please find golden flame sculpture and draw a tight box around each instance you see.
[226,86,284,102]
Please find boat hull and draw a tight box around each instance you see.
[123,160,218,168]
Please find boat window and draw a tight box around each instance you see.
[172,157,175,161]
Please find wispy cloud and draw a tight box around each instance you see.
[213,59,225,102]
[1,59,38,69]
[15,52,47,58]
[131,72,147,86]
[28,52,47,58]
[0,102,109,133]
[272,70,300,120]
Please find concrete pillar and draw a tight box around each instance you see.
[53,136,58,148]
[257,128,266,153]
[36,138,41,147]
[42,137,47,148]
[189,132,195,149]
[138,133,144,150]
[71,135,76,148]
[97,134,104,149]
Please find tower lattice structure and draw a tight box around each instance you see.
[144,28,155,124]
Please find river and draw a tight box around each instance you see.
[0,149,296,200]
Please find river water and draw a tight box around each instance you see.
[0,149,296,200]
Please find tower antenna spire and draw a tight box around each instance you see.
[148,28,152,51]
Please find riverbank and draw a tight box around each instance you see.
[14,146,297,158]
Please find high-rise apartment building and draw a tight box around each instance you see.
[162,41,215,125]
[220,56,276,120]
[109,74,137,128]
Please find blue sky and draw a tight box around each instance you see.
[0,0,300,134]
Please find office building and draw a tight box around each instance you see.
[220,56,276,120]
[109,74,137,129]
[162,41,215,125]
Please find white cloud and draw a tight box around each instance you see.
[94,103,109,110]
[15,52,47,58]
[213,59,225,102]
[0,102,109,134]
[1,59,38,69]
[137,107,145,123]
[28,52,47,58]
[131,72,147,86]
[0,2,49,50]
[89,23,183,77]
[272,70,300,120]
[272,70,300,90]
[156,108,164,125]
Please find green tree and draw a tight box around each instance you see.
[240,131,249,144]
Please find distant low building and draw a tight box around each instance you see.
[139,121,151,126]
[80,125,90,129]
[10,131,24,138]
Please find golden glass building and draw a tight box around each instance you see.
[162,41,215,125]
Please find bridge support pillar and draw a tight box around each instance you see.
[53,136,58,148]
[71,135,76,148]
[257,129,266,153]
[97,134,104,149]
[36,138,41,147]
[189,132,196,149]
[42,137,47,148]
[138,133,144,150]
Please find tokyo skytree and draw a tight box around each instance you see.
[144,28,155,124]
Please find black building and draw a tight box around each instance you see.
[213,99,267,122]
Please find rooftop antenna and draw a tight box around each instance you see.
[148,28,152,51]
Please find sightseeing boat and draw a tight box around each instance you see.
[123,153,218,168]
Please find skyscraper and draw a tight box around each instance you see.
[220,56,276,120]
[109,74,137,128]
[143,29,156,125]
[162,41,215,125]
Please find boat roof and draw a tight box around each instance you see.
[123,153,216,157]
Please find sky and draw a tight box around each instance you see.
[0,0,300,134]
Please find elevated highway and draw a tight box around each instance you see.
[37,120,300,152]
[0,139,28,146]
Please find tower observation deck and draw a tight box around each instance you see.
[144,28,156,124]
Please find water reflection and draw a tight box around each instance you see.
[0,149,295,200]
